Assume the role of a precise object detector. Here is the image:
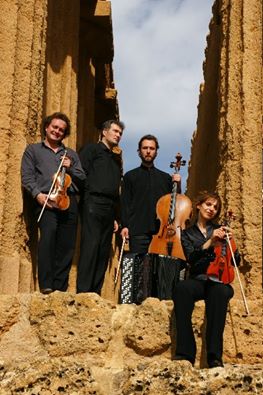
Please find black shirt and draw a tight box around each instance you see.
[181,222,218,278]
[79,142,122,200]
[121,165,174,235]
[21,142,86,198]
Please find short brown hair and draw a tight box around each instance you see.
[99,120,125,139]
[138,134,160,151]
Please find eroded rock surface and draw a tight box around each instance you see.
[0,293,262,394]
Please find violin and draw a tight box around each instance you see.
[37,150,72,223]
[148,153,192,259]
[49,165,72,210]
[207,211,236,284]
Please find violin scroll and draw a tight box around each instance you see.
[223,210,236,227]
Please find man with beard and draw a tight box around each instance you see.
[120,134,181,254]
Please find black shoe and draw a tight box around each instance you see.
[173,354,194,365]
[40,288,53,294]
[208,359,224,368]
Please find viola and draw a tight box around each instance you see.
[207,211,236,284]
[148,153,192,260]
[49,165,72,210]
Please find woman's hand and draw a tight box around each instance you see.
[211,226,233,244]
[211,226,226,242]
[202,226,233,250]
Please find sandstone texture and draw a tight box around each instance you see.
[0,0,120,299]
[0,0,262,393]
[0,0,261,302]
[0,293,262,394]
[187,0,262,300]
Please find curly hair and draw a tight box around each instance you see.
[42,112,71,137]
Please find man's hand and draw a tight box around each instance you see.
[113,220,119,233]
[171,173,182,193]
[61,156,71,168]
[120,227,129,240]
[36,193,53,208]
[171,173,181,183]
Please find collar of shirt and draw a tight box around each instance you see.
[193,221,217,240]
[98,141,111,152]
[140,163,155,171]
[42,140,66,153]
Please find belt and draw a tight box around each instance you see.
[89,192,116,200]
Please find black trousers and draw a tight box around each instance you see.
[77,195,115,293]
[173,278,234,364]
[37,196,78,291]
[129,233,153,254]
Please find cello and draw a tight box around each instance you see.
[148,153,192,260]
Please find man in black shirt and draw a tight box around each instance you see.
[21,112,86,294]
[121,134,181,254]
[77,120,125,294]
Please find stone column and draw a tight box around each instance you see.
[0,0,48,293]
[187,0,262,299]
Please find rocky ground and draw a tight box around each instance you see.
[0,292,262,394]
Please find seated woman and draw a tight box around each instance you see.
[173,191,240,368]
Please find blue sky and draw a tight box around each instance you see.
[111,0,214,191]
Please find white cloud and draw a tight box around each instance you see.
[111,0,214,188]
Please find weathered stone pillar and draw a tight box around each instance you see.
[187,0,262,299]
[0,0,48,293]
[44,0,80,148]
[0,0,120,296]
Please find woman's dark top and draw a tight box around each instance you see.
[181,221,240,279]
